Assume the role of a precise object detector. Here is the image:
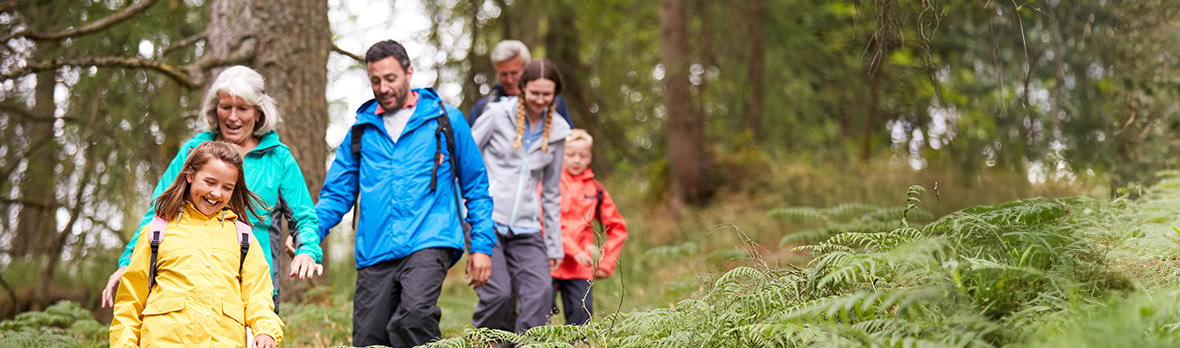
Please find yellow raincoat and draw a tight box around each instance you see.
[110,204,284,347]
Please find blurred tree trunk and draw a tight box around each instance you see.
[12,4,59,259]
[546,0,613,175]
[661,0,708,207]
[462,0,485,114]
[746,0,765,142]
[695,0,710,137]
[208,0,331,303]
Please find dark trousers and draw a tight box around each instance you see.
[553,278,593,325]
[353,247,452,348]
[472,232,555,333]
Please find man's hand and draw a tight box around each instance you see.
[594,269,611,280]
[466,252,491,289]
[284,236,296,258]
[288,254,323,280]
[573,252,592,268]
[100,266,129,308]
[549,258,561,272]
[253,334,277,348]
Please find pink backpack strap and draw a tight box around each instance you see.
[148,217,168,243]
[233,220,251,246]
[147,216,169,290]
[234,219,251,281]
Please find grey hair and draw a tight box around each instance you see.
[199,65,281,136]
[490,40,531,65]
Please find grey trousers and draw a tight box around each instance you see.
[472,232,555,333]
[353,247,452,348]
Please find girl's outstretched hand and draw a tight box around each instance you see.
[253,334,276,348]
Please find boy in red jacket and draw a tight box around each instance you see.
[551,129,628,325]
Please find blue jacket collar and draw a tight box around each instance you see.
[354,88,446,130]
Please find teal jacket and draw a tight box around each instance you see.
[118,131,323,274]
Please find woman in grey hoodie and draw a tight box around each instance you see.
[470,59,571,333]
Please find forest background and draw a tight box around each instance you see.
[1,0,1179,346]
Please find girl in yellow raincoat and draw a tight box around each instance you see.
[111,141,283,347]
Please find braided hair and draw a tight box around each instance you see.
[512,59,564,153]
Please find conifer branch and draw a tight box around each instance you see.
[161,30,207,57]
[1,56,197,87]
[333,43,364,64]
[1,37,258,88]
[1,0,159,43]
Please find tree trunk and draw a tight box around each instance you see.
[695,0,710,135]
[746,0,765,142]
[545,0,613,175]
[207,0,331,304]
[660,0,708,207]
[12,3,59,259]
[462,0,486,113]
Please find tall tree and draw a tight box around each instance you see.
[9,2,60,260]
[745,0,765,142]
[660,0,709,207]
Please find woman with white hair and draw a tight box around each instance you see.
[100,66,324,311]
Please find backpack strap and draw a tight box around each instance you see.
[432,101,462,193]
[433,101,472,244]
[147,217,168,291]
[593,180,605,223]
[349,124,365,230]
[234,220,251,283]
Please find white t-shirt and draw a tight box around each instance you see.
[382,105,416,143]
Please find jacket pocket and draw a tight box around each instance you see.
[142,294,185,316]
[140,294,186,346]
[222,298,246,326]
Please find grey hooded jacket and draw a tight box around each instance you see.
[471,97,571,260]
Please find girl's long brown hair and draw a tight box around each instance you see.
[513,59,564,153]
[152,141,267,224]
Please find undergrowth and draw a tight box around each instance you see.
[424,174,1180,347]
[0,301,107,348]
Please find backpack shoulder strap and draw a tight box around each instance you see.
[593,180,605,223]
[350,124,365,159]
[147,217,168,291]
[349,124,365,229]
[433,102,471,243]
[234,220,251,283]
[432,101,463,193]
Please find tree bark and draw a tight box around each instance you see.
[746,0,765,142]
[12,3,60,259]
[207,0,331,303]
[660,0,708,207]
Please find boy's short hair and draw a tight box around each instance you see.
[566,129,593,148]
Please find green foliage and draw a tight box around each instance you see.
[280,302,353,347]
[422,176,1180,346]
[0,301,107,348]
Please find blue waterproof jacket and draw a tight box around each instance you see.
[119,130,323,271]
[316,88,496,269]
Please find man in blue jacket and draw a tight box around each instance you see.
[316,40,496,348]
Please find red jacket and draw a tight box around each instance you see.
[550,168,628,280]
